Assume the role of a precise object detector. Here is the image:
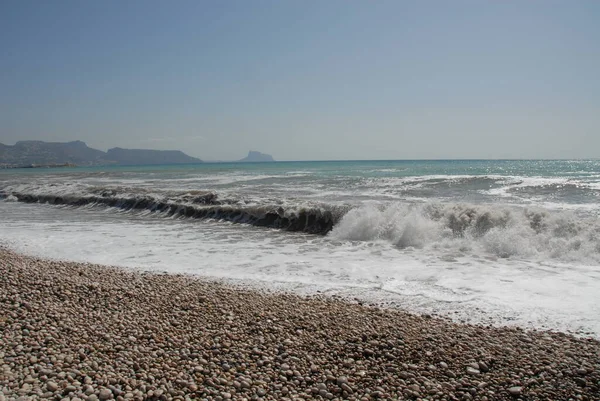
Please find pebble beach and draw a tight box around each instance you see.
[1,249,599,401]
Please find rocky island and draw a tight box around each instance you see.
[237,151,275,162]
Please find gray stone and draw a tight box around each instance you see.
[466,367,480,375]
[507,386,522,396]
[98,389,113,400]
[63,386,77,394]
[341,383,353,394]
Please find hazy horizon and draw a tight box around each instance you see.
[2,1,599,161]
[3,138,600,163]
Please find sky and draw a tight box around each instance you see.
[1,1,599,161]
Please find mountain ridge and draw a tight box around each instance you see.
[0,140,203,167]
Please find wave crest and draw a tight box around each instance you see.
[1,189,347,235]
[330,203,600,262]
[3,184,600,263]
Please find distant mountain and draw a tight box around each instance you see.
[0,140,106,166]
[237,151,275,162]
[0,140,202,167]
[106,147,202,165]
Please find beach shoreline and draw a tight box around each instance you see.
[1,248,598,400]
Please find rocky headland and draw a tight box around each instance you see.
[0,141,202,167]
[0,249,598,400]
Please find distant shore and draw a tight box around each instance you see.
[0,163,77,169]
[0,248,598,400]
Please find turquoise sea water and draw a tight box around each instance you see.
[1,159,600,336]
[3,158,599,205]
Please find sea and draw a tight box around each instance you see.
[1,160,599,337]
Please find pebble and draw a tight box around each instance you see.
[98,388,112,400]
[408,384,420,393]
[0,249,599,401]
[507,386,523,396]
[64,385,77,394]
[341,383,353,393]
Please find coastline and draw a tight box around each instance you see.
[1,248,598,400]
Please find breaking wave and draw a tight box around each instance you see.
[0,188,347,235]
[330,203,600,263]
[3,185,600,263]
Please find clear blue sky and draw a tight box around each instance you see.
[1,1,599,160]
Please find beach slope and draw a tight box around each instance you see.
[1,249,598,400]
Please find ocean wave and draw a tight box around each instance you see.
[330,203,600,263]
[3,184,600,263]
[0,188,347,235]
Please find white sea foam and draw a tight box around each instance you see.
[330,202,600,263]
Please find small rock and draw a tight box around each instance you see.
[46,382,58,392]
[63,385,77,394]
[99,388,113,400]
[398,371,411,379]
[507,386,522,396]
[466,367,480,375]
